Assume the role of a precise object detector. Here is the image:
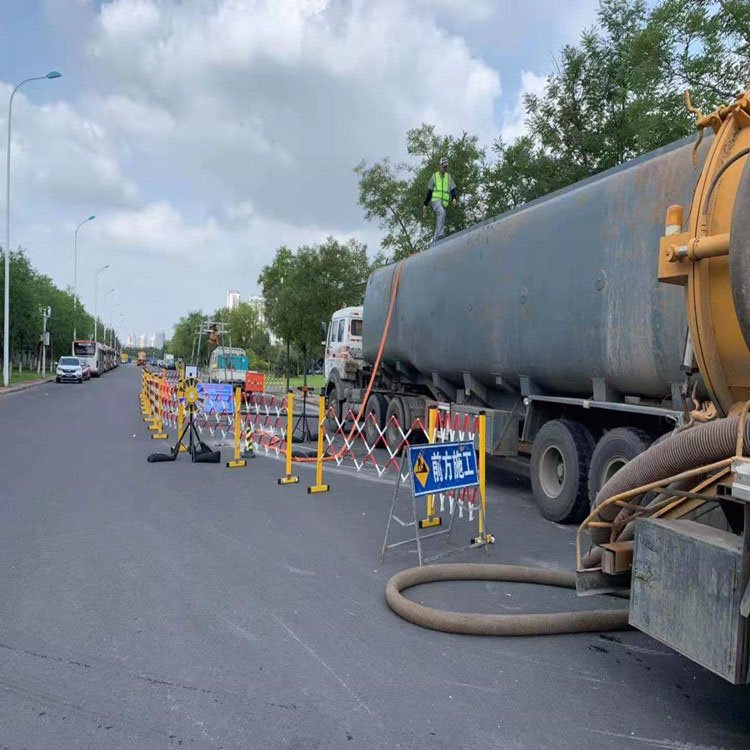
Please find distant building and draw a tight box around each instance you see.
[227,290,241,310]
[248,295,278,345]
[155,330,166,349]
[138,333,148,348]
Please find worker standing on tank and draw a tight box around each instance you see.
[423,156,457,243]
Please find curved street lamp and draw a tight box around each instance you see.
[3,70,62,387]
[94,263,109,343]
[72,214,96,340]
[103,288,115,346]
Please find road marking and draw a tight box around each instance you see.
[269,612,375,718]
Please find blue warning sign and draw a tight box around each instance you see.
[408,441,479,497]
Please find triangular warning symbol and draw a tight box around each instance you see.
[413,453,430,488]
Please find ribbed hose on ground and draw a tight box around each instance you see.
[385,564,630,636]
[386,416,750,637]
[589,416,750,544]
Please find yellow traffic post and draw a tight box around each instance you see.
[177,379,188,452]
[226,386,247,468]
[472,411,494,547]
[419,406,441,528]
[140,371,149,416]
[307,391,329,494]
[278,390,299,485]
[150,375,168,439]
[142,372,154,421]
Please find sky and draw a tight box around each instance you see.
[0,0,601,341]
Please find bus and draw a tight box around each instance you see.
[72,340,104,376]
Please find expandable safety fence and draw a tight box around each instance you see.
[138,371,490,559]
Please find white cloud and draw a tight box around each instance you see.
[0,83,138,213]
[499,70,548,142]
[85,0,501,227]
[5,0,603,337]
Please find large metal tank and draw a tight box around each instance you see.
[364,137,711,400]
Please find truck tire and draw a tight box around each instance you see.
[587,427,652,508]
[364,394,388,447]
[530,419,595,523]
[325,384,342,433]
[384,397,407,456]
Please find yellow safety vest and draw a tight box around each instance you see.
[433,171,452,207]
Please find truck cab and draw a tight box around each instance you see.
[208,346,249,386]
[324,307,364,425]
[325,307,364,382]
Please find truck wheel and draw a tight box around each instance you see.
[588,427,652,508]
[325,386,342,432]
[384,397,407,456]
[530,419,594,523]
[364,394,388,448]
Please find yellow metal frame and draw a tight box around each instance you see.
[659,89,750,415]
[278,390,299,485]
[307,393,330,494]
[226,386,247,468]
[150,372,168,439]
[419,407,442,528]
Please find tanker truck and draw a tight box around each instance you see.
[325,92,750,529]
[329,89,750,683]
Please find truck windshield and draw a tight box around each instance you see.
[218,355,248,370]
[350,320,362,337]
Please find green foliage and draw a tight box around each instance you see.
[356,0,750,251]
[0,248,113,365]
[227,302,272,368]
[168,310,205,362]
[259,236,371,358]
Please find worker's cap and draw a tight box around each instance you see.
[439,157,448,166]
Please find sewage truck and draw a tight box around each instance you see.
[325,94,749,526]
[329,89,750,682]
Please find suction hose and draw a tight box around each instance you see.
[385,564,630,636]
[589,415,750,544]
[386,415,750,637]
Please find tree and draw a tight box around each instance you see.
[0,247,97,368]
[481,0,750,219]
[227,302,272,369]
[259,237,371,369]
[169,310,205,362]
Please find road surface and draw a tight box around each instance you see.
[0,366,748,749]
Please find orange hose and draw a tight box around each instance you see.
[293,261,404,463]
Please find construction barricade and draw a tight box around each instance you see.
[377,405,493,565]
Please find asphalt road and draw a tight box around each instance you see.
[0,366,749,749]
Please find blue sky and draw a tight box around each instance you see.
[1,0,602,340]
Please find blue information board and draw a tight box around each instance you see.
[408,441,479,497]
[197,382,234,414]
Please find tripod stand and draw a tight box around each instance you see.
[147,379,221,464]
[291,386,317,443]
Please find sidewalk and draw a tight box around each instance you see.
[0,375,55,396]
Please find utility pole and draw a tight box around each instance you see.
[41,305,51,376]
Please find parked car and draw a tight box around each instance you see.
[56,356,84,384]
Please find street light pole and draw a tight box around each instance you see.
[94,263,109,343]
[3,70,61,387]
[103,288,114,348]
[72,214,95,341]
